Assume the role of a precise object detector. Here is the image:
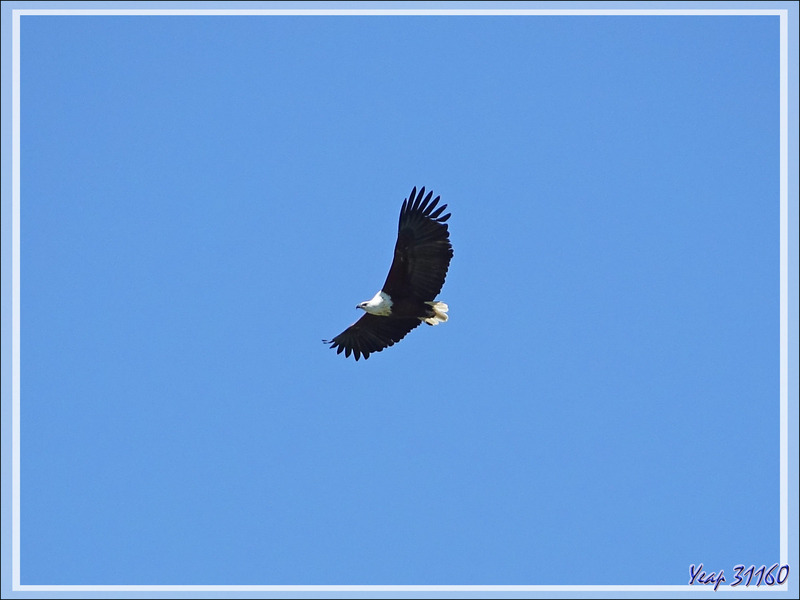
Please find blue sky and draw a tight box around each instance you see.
[3,5,797,591]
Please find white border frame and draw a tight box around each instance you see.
[9,6,792,594]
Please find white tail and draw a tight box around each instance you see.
[423,301,449,325]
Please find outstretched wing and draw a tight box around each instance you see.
[323,314,421,361]
[382,187,453,301]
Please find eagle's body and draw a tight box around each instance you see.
[324,187,453,360]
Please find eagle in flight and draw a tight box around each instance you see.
[324,186,453,360]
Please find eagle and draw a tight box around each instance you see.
[324,186,453,361]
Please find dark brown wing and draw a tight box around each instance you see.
[382,187,453,301]
[323,314,422,361]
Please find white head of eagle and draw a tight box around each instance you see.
[324,186,453,360]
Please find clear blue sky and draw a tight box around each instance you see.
[15,11,785,586]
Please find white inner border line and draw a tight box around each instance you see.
[6,8,791,16]
[11,5,21,593]
[10,7,791,593]
[778,2,790,574]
